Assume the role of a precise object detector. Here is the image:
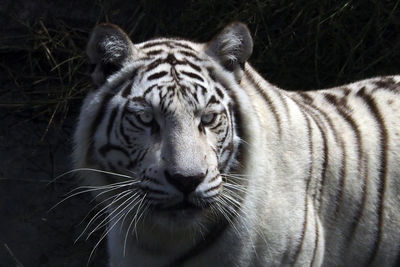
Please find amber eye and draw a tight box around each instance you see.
[201,113,217,126]
[137,112,154,125]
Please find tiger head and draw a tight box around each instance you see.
[74,23,253,229]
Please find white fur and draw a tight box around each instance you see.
[74,23,400,266]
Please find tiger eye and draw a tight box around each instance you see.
[201,113,217,126]
[138,112,154,124]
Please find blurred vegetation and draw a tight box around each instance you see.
[1,0,399,131]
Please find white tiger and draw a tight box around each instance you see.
[73,22,400,266]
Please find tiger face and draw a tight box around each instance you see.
[75,23,252,226]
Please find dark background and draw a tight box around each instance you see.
[1,0,400,266]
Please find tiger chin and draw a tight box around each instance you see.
[73,21,400,267]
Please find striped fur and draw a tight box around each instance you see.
[74,23,400,266]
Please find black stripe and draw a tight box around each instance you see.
[145,59,163,72]
[298,96,330,209]
[219,126,230,150]
[206,95,220,106]
[141,40,196,51]
[346,156,369,244]
[341,87,352,97]
[356,87,388,265]
[165,53,178,65]
[215,87,224,99]
[310,216,319,267]
[324,93,372,251]
[273,89,291,124]
[121,70,138,97]
[171,42,195,50]
[372,77,398,92]
[125,116,145,132]
[209,121,222,131]
[141,40,174,49]
[146,49,164,56]
[147,71,168,80]
[208,174,219,183]
[179,50,201,61]
[204,182,222,193]
[181,70,204,82]
[312,95,343,146]
[197,84,207,95]
[122,82,133,97]
[220,105,236,171]
[185,59,202,72]
[291,110,313,265]
[119,115,131,145]
[206,67,217,83]
[99,143,129,158]
[244,68,282,137]
[301,94,344,214]
[309,117,328,208]
[298,93,342,212]
[227,103,244,171]
[127,149,148,170]
[205,67,244,175]
[290,95,328,207]
[220,141,234,171]
[143,85,158,98]
[324,94,364,218]
[298,92,314,103]
[190,88,199,103]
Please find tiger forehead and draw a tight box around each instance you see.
[138,38,199,53]
[138,39,202,63]
[119,38,225,107]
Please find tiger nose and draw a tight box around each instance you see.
[164,171,206,195]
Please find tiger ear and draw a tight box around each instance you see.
[205,22,253,80]
[86,23,138,86]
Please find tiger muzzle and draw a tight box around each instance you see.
[164,170,206,195]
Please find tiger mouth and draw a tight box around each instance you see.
[160,200,199,211]
[152,199,213,212]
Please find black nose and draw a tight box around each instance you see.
[164,171,205,195]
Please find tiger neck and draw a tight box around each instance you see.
[107,213,232,266]
[241,64,290,141]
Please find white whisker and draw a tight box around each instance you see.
[76,190,132,242]
[90,182,139,203]
[119,194,143,232]
[132,194,148,240]
[123,200,151,256]
[48,182,132,213]
[123,196,146,256]
[87,205,129,266]
[49,168,136,186]
[214,197,241,238]
[77,193,120,227]
[86,191,137,238]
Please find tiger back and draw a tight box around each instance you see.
[74,22,400,266]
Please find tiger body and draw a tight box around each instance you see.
[74,22,400,266]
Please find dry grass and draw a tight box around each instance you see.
[1,0,399,130]
[0,18,91,138]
